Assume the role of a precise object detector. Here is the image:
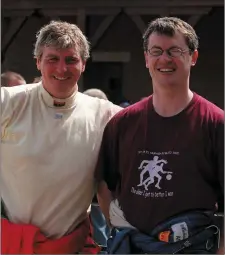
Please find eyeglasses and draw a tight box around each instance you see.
[147,47,190,58]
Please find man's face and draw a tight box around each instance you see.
[36,46,86,99]
[144,32,198,89]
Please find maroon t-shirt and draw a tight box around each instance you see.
[96,93,224,234]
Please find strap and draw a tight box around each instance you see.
[172,225,220,254]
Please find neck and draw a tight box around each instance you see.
[42,83,78,100]
[40,84,78,109]
[152,87,193,117]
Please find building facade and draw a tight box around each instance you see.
[2,0,224,107]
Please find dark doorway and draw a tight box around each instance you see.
[83,61,126,104]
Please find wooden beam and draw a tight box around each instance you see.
[91,13,120,48]
[187,15,204,27]
[126,14,146,34]
[2,17,27,51]
[2,6,213,17]
[2,7,123,17]
[85,7,121,15]
[39,9,79,17]
[125,7,212,15]
[2,0,224,10]
[2,9,34,17]
[187,7,212,27]
[38,10,59,20]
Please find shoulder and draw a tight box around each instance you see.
[77,92,122,125]
[194,93,224,124]
[101,96,151,141]
[107,96,151,128]
[1,83,40,113]
[1,83,40,102]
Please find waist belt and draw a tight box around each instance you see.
[107,210,220,254]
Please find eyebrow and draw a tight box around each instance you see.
[150,45,183,49]
[65,56,79,59]
[45,54,79,59]
[45,54,59,58]
[150,45,163,49]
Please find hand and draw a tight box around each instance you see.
[217,247,224,254]
[217,237,224,254]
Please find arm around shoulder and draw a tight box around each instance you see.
[1,87,13,125]
[97,180,113,226]
[94,115,121,225]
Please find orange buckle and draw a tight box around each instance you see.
[158,230,171,243]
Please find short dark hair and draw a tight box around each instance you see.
[143,17,199,53]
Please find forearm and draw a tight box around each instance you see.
[97,181,113,226]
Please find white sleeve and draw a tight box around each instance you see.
[1,87,13,126]
[100,102,122,128]
[110,103,123,117]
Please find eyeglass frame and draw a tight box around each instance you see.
[147,47,192,58]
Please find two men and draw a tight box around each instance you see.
[1,21,121,254]
[2,17,223,254]
[96,17,224,254]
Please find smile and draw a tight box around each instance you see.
[53,76,69,80]
[157,68,175,73]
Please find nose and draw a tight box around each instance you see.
[56,60,67,74]
[160,50,172,59]
[158,51,172,63]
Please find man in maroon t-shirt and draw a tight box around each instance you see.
[95,17,224,254]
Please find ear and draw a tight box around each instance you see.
[191,50,198,66]
[81,61,86,72]
[144,51,149,68]
[36,57,41,71]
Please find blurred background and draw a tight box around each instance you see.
[1,0,224,107]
